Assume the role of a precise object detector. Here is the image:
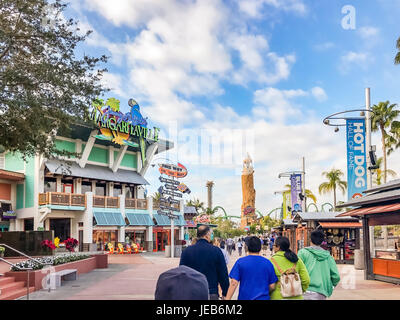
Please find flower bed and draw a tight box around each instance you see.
[10,253,91,271]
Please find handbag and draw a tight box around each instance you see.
[271,257,303,298]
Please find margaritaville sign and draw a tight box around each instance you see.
[89,98,161,163]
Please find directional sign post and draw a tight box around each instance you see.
[157,162,190,258]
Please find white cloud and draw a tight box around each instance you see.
[358,26,380,39]
[237,0,307,18]
[311,87,328,102]
[314,42,335,51]
[339,51,372,74]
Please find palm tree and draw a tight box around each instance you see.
[318,169,347,211]
[284,184,317,204]
[152,192,161,207]
[206,181,214,209]
[186,198,205,213]
[373,157,397,185]
[371,101,400,184]
[395,37,400,65]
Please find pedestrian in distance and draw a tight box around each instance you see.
[226,238,233,255]
[219,241,229,265]
[155,265,209,300]
[298,230,341,300]
[269,236,274,254]
[225,236,278,300]
[270,236,310,300]
[237,239,243,256]
[180,225,230,300]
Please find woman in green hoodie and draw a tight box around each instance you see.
[270,236,310,300]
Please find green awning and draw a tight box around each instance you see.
[93,212,125,226]
[126,213,154,226]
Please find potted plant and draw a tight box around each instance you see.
[41,239,56,255]
[0,246,5,258]
[64,238,79,253]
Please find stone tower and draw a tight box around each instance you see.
[240,154,257,229]
[206,181,214,210]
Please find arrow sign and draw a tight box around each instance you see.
[160,190,183,198]
[159,204,181,212]
[157,210,179,219]
[160,197,180,206]
[159,176,180,185]
[164,183,178,191]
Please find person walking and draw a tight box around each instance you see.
[225,236,277,300]
[219,241,229,265]
[244,235,250,255]
[268,236,274,254]
[298,230,341,300]
[226,238,233,255]
[180,225,229,300]
[237,239,243,256]
[270,236,310,300]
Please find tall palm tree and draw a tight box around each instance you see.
[284,184,317,204]
[371,101,400,184]
[373,157,397,185]
[395,37,400,65]
[318,169,347,211]
[206,181,214,209]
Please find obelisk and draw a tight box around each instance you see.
[240,154,257,229]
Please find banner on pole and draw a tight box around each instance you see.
[290,174,302,215]
[282,191,291,220]
[346,118,367,200]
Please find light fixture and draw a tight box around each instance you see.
[360,111,365,117]
[323,119,329,125]
[334,127,339,132]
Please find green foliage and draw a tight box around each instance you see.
[211,217,245,239]
[395,37,400,65]
[262,216,282,231]
[106,97,120,112]
[0,0,108,159]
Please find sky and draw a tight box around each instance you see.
[65,0,400,219]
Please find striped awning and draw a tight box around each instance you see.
[153,214,186,226]
[337,203,400,217]
[126,213,154,226]
[319,222,362,228]
[93,212,125,226]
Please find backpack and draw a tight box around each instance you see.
[271,257,302,298]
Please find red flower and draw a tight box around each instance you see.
[64,238,79,252]
[41,240,56,249]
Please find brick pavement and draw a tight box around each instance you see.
[14,248,400,300]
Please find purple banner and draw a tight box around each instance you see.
[290,174,302,215]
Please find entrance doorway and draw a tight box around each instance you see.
[152,229,179,252]
[49,218,71,241]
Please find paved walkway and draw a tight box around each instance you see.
[16,249,400,300]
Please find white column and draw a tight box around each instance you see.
[147,197,154,251]
[108,182,114,197]
[56,177,62,192]
[83,192,93,244]
[171,217,174,258]
[118,194,126,243]
[179,199,185,240]
[91,181,97,195]
[75,178,82,194]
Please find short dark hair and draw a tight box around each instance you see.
[197,225,210,238]
[311,230,325,245]
[247,236,262,253]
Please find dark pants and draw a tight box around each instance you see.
[238,247,242,256]
[209,294,219,300]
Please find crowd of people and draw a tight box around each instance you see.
[155,226,341,301]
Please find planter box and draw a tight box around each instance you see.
[4,254,108,291]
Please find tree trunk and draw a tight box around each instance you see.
[381,124,387,184]
[333,186,336,212]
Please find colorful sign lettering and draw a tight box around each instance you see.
[290,174,303,215]
[346,118,367,200]
[282,191,291,220]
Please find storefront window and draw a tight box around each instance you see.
[44,177,57,192]
[96,183,106,196]
[125,230,145,247]
[373,225,400,260]
[93,230,118,251]
[81,181,92,194]
[113,185,122,197]
[125,186,136,198]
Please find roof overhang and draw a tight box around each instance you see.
[319,222,362,228]
[0,169,25,181]
[336,203,400,217]
[45,159,149,185]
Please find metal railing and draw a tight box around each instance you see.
[0,244,52,300]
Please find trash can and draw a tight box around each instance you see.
[174,245,182,258]
[165,245,171,257]
[354,249,365,270]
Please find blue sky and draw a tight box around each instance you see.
[66,0,400,219]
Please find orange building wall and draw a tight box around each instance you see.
[0,183,12,201]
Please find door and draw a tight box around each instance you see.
[63,184,73,194]
[50,218,71,241]
[79,230,83,251]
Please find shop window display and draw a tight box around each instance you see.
[322,228,357,263]
[373,225,400,260]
